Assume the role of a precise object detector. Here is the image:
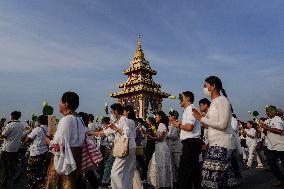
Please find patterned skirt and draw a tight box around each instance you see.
[27,153,47,189]
[201,146,239,189]
[45,147,82,189]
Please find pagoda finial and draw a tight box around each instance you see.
[134,33,144,60]
[137,33,141,49]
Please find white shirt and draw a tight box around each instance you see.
[180,104,201,140]
[104,116,136,149]
[265,116,284,151]
[28,125,48,156]
[88,122,97,131]
[52,115,86,148]
[201,96,236,149]
[51,115,87,175]
[1,121,25,152]
[245,128,256,147]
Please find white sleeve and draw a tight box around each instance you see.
[28,128,39,139]
[2,124,12,136]
[103,128,115,136]
[201,98,231,130]
[121,117,130,138]
[184,110,196,125]
[273,120,284,130]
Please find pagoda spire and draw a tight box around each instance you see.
[134,33,145,60]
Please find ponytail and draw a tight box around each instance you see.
[221,88,227,97]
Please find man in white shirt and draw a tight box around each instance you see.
[0,111,25,187]
[260,105,284,187]
[172,91,201,189]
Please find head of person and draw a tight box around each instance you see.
[155,111,169,127]
[37,115,48,126]
[110,103,124,119]
[124,105,136,121]
[136,118,144,126]
[78,112,88,126]
[199,98,211,113]
[204,76,227,99]
[168,110,179,122]
[246,121,254,129]
[101,117,110,127]
[266,105,277,118]
[88,114,94,123]
[179,91,194,108]
[147,117,156,128]
[59,91,79,115]
[11,111,21,120]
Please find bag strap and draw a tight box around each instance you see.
[39,126,47,136]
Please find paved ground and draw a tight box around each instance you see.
[6,152,284,189]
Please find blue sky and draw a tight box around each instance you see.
[0,0,283,121]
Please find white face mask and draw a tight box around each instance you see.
[110,114,117,123]
[203,87,211,97]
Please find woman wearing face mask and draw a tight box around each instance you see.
[92,103,136,189]
[192,76,239,189]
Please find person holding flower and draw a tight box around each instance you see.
[45,92,86,189]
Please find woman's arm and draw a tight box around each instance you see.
[201,99,231,131]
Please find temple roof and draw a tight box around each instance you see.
[110,85,170,98]
[110,34,170,99]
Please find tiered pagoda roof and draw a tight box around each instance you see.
[110,34,170,98]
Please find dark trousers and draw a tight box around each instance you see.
[178,138,201,189]
[266,149,284,181]
[0,151,19,187]
[231,155,242,178]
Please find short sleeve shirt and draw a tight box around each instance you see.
[265,116,284,151]
[1,121,25,152]
[28,125,48,156]
[245,128,256,147]
[180,104,201,140]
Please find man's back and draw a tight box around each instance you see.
[1,121,25,152]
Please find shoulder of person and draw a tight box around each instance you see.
[273,116,283,123]
[216,96,229,104]
[120,115,129,123]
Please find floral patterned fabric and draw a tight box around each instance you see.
[201,146,239,189]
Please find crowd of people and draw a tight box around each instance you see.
[0,75,283,189]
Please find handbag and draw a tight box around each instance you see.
[81,135,103,172]
[113,135,129,158]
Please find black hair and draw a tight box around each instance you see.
[101,117,110,124]
[136,118,144,124]
[199,98,211,107]
[124,105,136,121]
[78,112,88,126]
[169,110,179,119]
[88,114,94,122]
[156,111,169,128]
[182,91,194,103]
[61,91,79,111]
[11,111,21,120]
[232,114,237,118]
[147,117,156,126]
[110,103,124,115]
[205,76,227,97]
[247,121,256,128]
[37,115,48,125]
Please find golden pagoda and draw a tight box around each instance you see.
[110,34,170,119]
